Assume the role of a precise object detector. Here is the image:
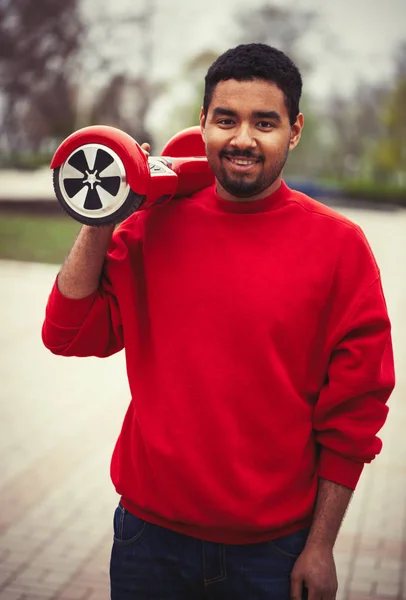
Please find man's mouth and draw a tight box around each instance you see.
[228,157,259,165]
[223,155,261,170]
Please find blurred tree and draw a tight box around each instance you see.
[0,0,83,158]
[284,96,326,178]
[394,41,406,78]
[234,4,317,73]
[0,0,166,162]
[372,43,406,184]
[321,84,387,181]
[322,41,406,186]
[85,0,161,146]
[161,49,219,144]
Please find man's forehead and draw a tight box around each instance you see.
[210,79,287,116]
[212,79,283,94]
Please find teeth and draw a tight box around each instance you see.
[231,159,256,165]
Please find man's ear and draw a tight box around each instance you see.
[289,113,304,151]
[199,107,206,139]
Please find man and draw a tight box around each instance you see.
[42,43,395,599]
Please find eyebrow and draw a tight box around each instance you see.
[253,110,282,122]
[212,107,282,122]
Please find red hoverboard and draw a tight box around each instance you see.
[50,126,214,226]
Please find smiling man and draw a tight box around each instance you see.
[201,78,301,201]
[42,44,395,600]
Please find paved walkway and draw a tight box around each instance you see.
[0,205,405,599]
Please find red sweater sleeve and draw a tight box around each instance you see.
[42,263,124,358]
[42,215,143,358]
[42,275,123,357]
[315,277,395,489]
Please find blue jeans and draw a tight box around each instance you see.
[110,502,309,599]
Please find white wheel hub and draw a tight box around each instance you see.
[58,144,130,218]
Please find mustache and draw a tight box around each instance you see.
[220,149,263,161]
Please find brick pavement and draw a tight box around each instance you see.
[0,205,405,599]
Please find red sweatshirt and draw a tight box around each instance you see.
[42,181,395,544]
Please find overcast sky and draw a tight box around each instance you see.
[89,0,406,97]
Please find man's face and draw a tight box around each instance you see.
[200,79,303,202]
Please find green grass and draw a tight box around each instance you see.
[0,212,81,264]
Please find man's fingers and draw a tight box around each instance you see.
[308,577,337,600]
[290,546,337,600]
[308,582,337,600]
[140,142,151,157]
[307,585,322,600]
[291,573,305,600]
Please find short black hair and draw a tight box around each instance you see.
[203,43,302,126]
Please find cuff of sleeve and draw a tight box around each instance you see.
[46,277,98,328]
[318,447,364,490]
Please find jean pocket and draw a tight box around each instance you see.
[113,502,149,545]
[268,527,310,560]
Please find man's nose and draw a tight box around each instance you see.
[230,124,256,149]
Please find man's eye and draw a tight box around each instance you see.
[218,119,234,125]
[257,122,274,129]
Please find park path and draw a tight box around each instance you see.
[0,204,405,599]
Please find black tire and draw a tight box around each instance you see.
[53,143,145,226]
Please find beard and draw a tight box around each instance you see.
[208,143,290,199]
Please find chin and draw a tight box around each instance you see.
[221,178,264,198]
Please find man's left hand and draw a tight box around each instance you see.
[290,543,338,600]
